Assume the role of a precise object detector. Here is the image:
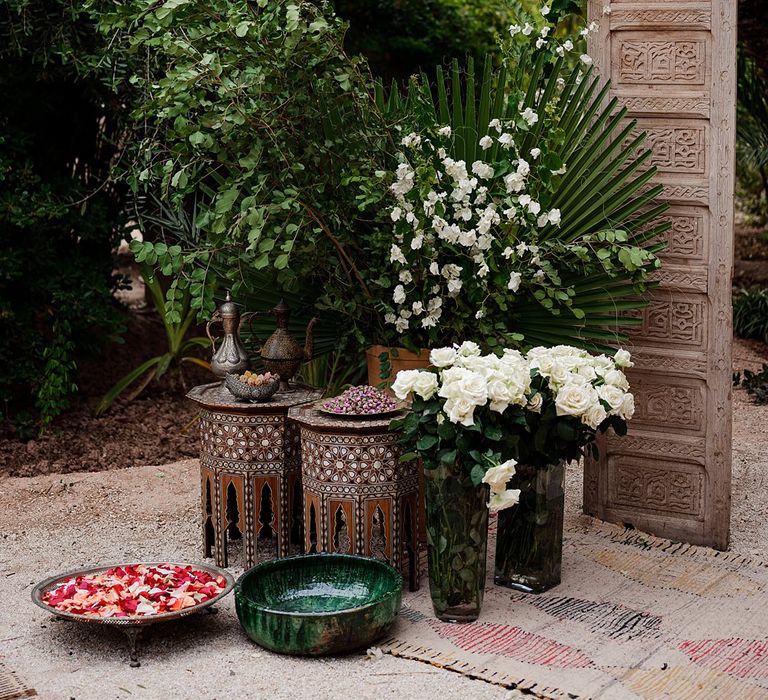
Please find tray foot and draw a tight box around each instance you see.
[123,628,143,667]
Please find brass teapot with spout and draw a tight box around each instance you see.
[206,292,257,378]
[258,300,318,391]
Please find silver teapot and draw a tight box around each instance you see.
[206,292,256,378]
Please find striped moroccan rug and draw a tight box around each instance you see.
[381,516,768,700]
[0,661,35,700]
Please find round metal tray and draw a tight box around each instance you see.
[32,561,235,666]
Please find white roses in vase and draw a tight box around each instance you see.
[391,342,635,513]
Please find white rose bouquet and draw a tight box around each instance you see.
[391,341,635,508]
[391,340,634,618]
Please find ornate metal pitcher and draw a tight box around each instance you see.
[206,292,256,378]
[259,300,318,390]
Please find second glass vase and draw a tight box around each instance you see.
[494,461,566,594]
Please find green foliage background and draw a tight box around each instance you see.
[0,0,130,431]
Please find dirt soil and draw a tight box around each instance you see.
[0,312,211,477]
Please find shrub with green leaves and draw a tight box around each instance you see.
[375,8,667,352]
[334,0,514,83]
[95,0,395,344]
[734,288,768,344]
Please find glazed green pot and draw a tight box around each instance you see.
[235,553,402,656]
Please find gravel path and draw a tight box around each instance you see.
[1,340,766,699]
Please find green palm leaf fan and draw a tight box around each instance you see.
[387,55,669,353]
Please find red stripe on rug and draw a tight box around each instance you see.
[429,620,594,669]
[679,638,768,679]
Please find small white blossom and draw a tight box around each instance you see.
[471,161,494,179]
[394,317,409,333]
[384,313,396,324]
[564,40,574,51]
[488,118,502,133]
[447,278,463,295]
[399,270,412,284]
[475,309,485,319]
[390,244,407,264]
[509,23,521,36]
[522,22,533,36]
[502,246,514,259]
[498,132,515,147]
[541,4,550,15]
[541,26,550,37]
[401,133,421,147]
[580,54,593,66]
[508,271,522,292]
[530,147,541,159]
[533,269,545,281]
[548,208,561,225]
[390,207,402,222]
[393,284,406,304]
[521,108,539,126]
[438,126,452,137]
[536,37,546,49]
[479,135,493,150]
[412,301,424,315]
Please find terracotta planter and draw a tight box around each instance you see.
[366,345,430,389]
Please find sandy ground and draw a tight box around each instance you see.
[1,341,766,700]
[0,461,514,700]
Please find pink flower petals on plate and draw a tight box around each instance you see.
[42,564,227,618]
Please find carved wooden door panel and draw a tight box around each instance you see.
[584,0,735,549]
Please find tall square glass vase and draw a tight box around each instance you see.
[494,461,565,594]
[424,462,489,623]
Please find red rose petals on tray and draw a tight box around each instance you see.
[41,564,227,618]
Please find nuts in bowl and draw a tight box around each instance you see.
[224,371,280,402]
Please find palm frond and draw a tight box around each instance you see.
[382,54,669,352]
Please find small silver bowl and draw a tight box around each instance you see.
[224,373,280,402]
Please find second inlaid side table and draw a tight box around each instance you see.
[187,382,323,568]
[288,404,421,591]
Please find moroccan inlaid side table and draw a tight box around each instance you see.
[288,404,421,591]
[186,382,323,568]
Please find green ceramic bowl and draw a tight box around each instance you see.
[234,554,402,656]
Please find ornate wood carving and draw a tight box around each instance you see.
[291,405,422,591]
[585,0,734,549]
